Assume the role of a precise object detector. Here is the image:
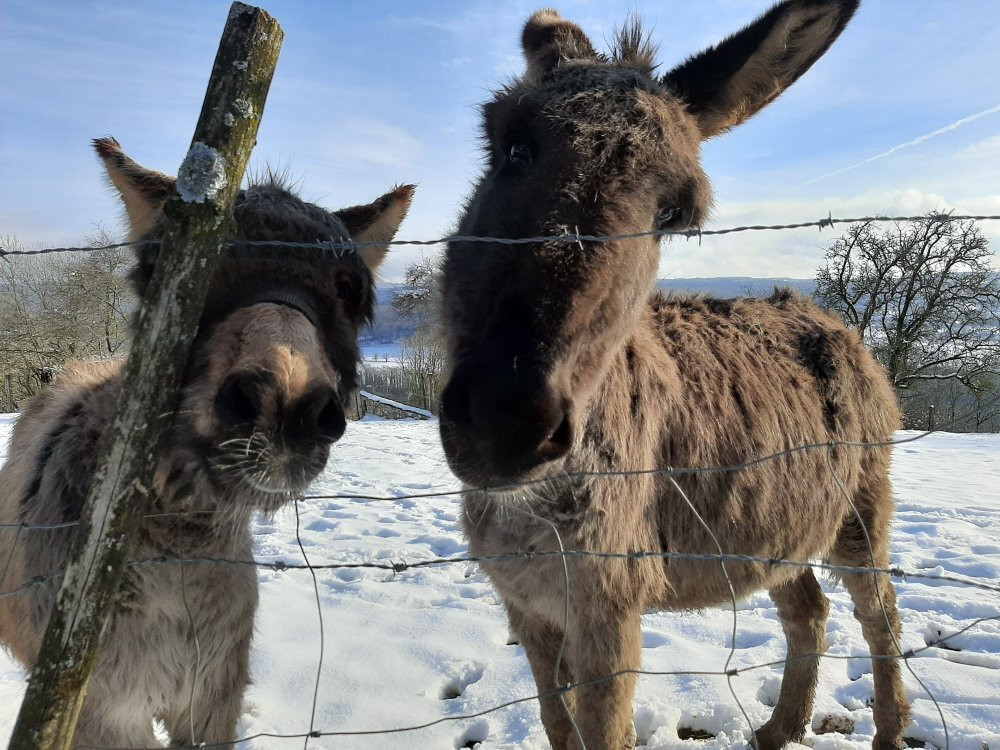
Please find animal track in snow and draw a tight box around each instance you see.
[756,675,781,707]
[676,725,715,740]
[455,719,489,748]
[814,714,854,735]
[641,630,669,648]
[439,661,485,700]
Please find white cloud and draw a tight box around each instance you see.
[657,188,1000,280]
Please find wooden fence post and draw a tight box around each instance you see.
[8,5,283,748]
[3,373,12,413]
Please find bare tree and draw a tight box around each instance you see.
[391,255,438,326]
[371,256,448,412]
[397,325,447,412]
[816,214,1000,427]
[0,228,133,408]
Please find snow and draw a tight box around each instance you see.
[361,341,404,367]
[1,415,998,749]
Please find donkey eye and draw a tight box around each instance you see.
[507,142,533,167]
[655,206,679,229]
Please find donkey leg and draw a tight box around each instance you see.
[754,569,829,750]
[73,681,158,749]
[164,628,252,747]
[832,477,910,749]
[508,603,579,750]
[566,605,641,750]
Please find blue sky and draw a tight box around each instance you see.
[2,0,998,282]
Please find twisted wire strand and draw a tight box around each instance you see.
[3,213,1000,257]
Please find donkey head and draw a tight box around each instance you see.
[95,137,413,505]
[440,0,858,486]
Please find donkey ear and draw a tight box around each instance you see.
[662,0,858,139]
[93,137,175,240]
[522,9,598,83]
[335,184,415,274]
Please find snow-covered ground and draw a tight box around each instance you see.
[361,341,404,367]
[1,414,998,749]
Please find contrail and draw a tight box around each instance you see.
[802,103,1000,186]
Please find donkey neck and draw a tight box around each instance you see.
[572,300,679,475]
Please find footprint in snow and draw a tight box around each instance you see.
[411,534,466,556]
[676,726,715,740]
[305,519,337,532]
[813,714,854,736]
[756,675,781,707]
[440,661,486,700]
[641,630,669,648]
[455,719,489,749]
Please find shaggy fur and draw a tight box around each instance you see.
[0,138,413,748]
[440,3,909,750]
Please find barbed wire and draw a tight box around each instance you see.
[4,546,999,607]
[0,426,973,533]
[4,420,999,600]
[2,213,1000,258]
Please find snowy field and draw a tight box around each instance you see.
[361,341,404,367]
[1,413,998,749]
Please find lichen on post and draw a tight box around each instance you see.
[9,4,284,748]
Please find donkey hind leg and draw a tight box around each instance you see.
[831,479,910,750]
[753,569,829,750]
[507,604,580,750]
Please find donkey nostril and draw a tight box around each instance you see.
[315,396,346,443]
[536,409,573,462]
[297,386,345,444]
[215,373,261,428]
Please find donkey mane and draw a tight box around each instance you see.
[609,18,658,72]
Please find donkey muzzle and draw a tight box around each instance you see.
[440,365,573,485]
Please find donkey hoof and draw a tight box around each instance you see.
[871,733,904,750]
[750,722,801,750]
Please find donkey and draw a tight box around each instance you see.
[0,137,413,748]
[439,3,909,748]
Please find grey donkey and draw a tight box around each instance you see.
[0,137,413,747]
[439,2,910,748]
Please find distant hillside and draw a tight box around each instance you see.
[364,277,816,342]
[364,284,414,342]
[657,277,815,298]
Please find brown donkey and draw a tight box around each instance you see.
[0,138,413,748]
[440,2,909,748]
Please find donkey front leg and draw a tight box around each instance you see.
[73,692,159,750]
[164,626,253,747]
[508,603,580,750]
[566,604,641,750]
